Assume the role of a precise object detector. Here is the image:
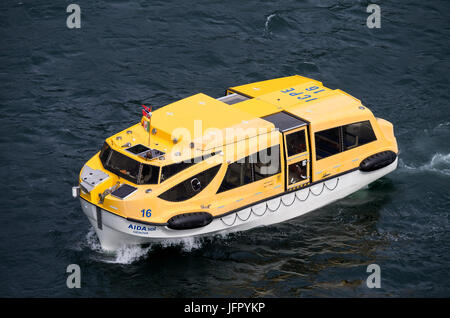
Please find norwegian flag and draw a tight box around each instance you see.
[142,104,152,118]
[141,105,152,133]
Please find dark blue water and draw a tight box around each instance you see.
[1,0,449,297]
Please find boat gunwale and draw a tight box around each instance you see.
[80,162,380,227]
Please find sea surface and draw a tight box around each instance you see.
[0,0,449,297]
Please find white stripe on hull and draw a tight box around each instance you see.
[81,158,398,252]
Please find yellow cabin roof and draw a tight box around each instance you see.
[230,75,370,131]
[107,75,374,163]
[228,75,320,97]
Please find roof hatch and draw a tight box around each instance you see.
[261,111,307,132]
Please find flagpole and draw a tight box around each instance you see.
[142,105,152,147]
[148,113,151,147]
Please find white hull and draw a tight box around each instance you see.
[81,158,397,252]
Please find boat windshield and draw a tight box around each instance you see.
[99,142,160,184]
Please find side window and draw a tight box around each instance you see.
[158,165,221,202]
[254,145,281,181]
[218,145,281,193]
[99,142,112,166]
[160,154,217,182]
[315,121,378,160]
[315,127,341,160]
[286,130,307,157]
[217,157,253,193]
[342,121,376,150]
[161,161,195,182]
[139,164,160,184]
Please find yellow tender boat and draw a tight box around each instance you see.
[73,75,398,251]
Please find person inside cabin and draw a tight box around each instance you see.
[289,163,307,185]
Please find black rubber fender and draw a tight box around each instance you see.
[359,151,397,172]
[167,212,213,230]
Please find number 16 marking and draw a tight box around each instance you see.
[141,209,152,217]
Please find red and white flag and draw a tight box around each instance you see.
[142,104,152,118]
[141,105,152,133]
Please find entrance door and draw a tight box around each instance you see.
[283,126,310,190]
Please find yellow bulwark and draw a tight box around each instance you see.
[79,75,398,224]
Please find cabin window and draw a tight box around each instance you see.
[218,157,253,193]
[218,146,281,193]
[315,121,377,160]
[100,142,160,184]
[99,142,112,164]
[160,153,218,182]
[139,164,160,184]
[286,130,307,157]
[254,145,281,181]
[342,121,377,151]
[315,127,341,160]
[158,165,221,202]
[106,150,142,183]
[161,161,196,182]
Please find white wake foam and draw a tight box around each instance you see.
[264,13,276,34]
[434,122,450,130]
[82,227,150,264]
[83,227,230,264]
[105,238,206,264]
[159,237,204,252]
[85,227,103,252]
[111,245,152,264]
[400,153,450,176]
